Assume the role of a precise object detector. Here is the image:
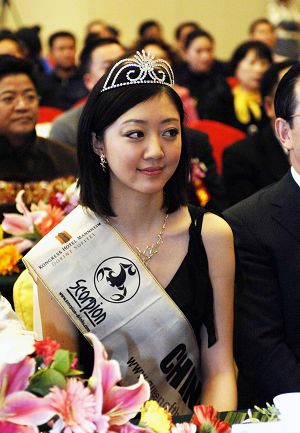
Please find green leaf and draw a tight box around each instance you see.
[27,368,66,396]
[52,349,71,374]
[66,368,83,377]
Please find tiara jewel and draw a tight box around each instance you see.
[101,50,174,92]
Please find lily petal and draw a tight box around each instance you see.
[104,375,150,425]
[0,357,35,395]
[2,213,35,236]
[0,421,38,433]
[0,237,34,253]
[0,324,35,364]
[3,391,55,426]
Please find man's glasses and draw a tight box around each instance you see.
[0,92,40,107]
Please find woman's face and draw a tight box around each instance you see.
[93,91,182,198]
[185,36,214,73]
[235,49,271,92]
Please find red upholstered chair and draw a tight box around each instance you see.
[188,119,246,174]
[37,106,64,123]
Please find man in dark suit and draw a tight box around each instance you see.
[222,61,295,206]
[224,63,300,409]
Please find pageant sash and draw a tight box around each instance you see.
[23,206,201,415]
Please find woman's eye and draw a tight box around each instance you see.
[126,130,144,139]
[163,128,179,138]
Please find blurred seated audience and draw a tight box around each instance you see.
[248,18,277,51]
[137,19,163,41]
[222,60,294,206]
[134,38,199,125]
[0,55,77,218]
[39,31,88,110]
[174,21,201,60]
[0,32,23,57]
[50,38,125,146]
[204,40,273,134]
[174,29,229,118]
[16,25,52,74]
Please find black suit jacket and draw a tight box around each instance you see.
[222,124,290,206]
[224,171,300,408]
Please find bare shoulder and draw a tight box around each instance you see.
[202,212,233,246]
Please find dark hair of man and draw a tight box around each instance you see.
[77,68,189,217]
[79,37,122,75]
[0,54,38,88]
[184,29,214,50]
[48,31,75,49]
[248,18,274,35]
[0,32,23,51]
[261,60,296,99]
[230,40,273,74]
[274,62,300,127]
[138,20,160,38]
[174,22,200,41]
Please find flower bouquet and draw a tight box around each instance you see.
[0,177,78,276]
[0,320,232,433]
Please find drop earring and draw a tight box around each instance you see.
[100,153,107,172]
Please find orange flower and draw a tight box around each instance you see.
[35,205,65,237]
[0,244,22,275]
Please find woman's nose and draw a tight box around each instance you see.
[144,135,164,159]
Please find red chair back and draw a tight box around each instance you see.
[189,119,246,174]
[38,106,64,123]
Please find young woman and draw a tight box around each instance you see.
[32,51,236,413]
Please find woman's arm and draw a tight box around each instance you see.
[37,278,78,352]
[200,212,237,411]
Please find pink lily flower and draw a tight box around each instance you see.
[0,356,55,430]
[0,236,34,253]
[86,333,150,428]
[2,190,46,237]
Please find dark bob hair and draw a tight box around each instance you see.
[77,62,189,217]
[230,40,273,75]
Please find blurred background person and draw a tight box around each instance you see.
[222,60,294,206]
[174,21,201,60]
[39,31,88,110]
[267,0,300,60]
[16,25,52,74]
[204,40,273,134]
[50,38,125,146]
[248,18,277,51]
[0,55,77,218]
[175,29,229,118]
[137,19,163,42]
[0,31,23,57]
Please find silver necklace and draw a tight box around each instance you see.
[135,214,168,266]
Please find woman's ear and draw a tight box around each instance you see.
[91,132,104,156]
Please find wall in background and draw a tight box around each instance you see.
[1,0,300,59]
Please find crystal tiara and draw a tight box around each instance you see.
[100,50,174,92]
